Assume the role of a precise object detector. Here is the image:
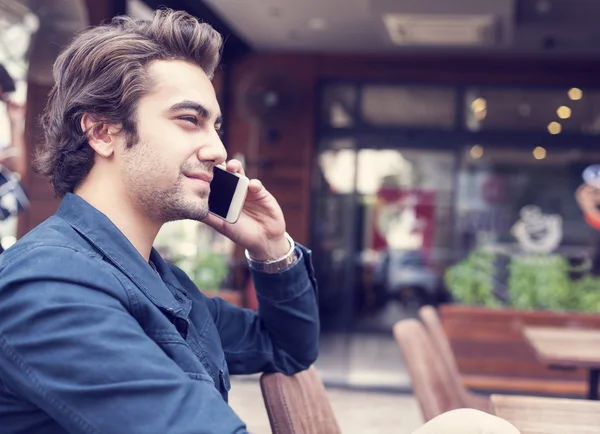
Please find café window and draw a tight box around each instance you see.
[361,85,456,129]
[465,86,600,134]
[455,146,600,260]
[320,84,358,129]
[315,80,600,330]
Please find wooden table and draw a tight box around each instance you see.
[491,394,600,433]
[523,326,600,400]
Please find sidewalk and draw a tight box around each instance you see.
[229,377,424,434]
[315,332,411,390]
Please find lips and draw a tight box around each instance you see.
[185,173,213,183]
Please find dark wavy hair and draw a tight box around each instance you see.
[34,9,223,197]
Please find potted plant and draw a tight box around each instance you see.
[444,247,600,312]
[154,220,243,306]
[442,247,600,397]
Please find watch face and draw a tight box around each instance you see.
[583,165,600,189]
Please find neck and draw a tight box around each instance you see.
[75,179,161,261]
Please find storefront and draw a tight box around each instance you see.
[311,82,600,331]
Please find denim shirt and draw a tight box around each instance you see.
[0,194,319,434]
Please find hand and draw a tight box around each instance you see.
[201,160,289,261]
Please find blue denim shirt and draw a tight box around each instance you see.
[0,193,319,434]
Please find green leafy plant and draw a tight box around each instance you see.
[508,254,571,311]
[445,248,600,313]
[191,252,229,291]
[570,275,600,313]
[175,251,229,291]
[444,249,501,307]
[154,220,234,292]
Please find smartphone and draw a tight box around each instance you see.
[208,165,249,224]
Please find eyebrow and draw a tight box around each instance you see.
[168,100,223,125]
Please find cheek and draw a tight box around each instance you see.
[136,120,201,175]
[135,129,180,169]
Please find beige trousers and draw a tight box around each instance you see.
[412,409,521,434]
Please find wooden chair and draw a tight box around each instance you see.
[418,305,490,412]
[394,318,486,421]
[260,365,341,434]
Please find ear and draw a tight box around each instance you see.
[80,113,121,158]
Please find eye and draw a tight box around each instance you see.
[215,125,224,137]
[178,116,199,126]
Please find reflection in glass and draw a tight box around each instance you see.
[465,86,600,134]
[313,141,457,331]
[321,85,357,128]
[361,85,456,128]
[455,147,600,263]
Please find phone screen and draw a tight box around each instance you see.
[208,167,240,218]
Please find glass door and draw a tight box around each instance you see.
[311,141,457,332]
[353,146,456,331]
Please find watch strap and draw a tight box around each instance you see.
[245,233,299,274]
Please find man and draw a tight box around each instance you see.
[0,95,26,176]
[0,67,29,251]
[0,9,318,433]
[0,63,26,176]
[0,9,520,434]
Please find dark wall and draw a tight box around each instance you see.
[224,55,317,245]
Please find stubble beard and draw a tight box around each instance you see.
[123,156,211,224]
[139,175,210,224]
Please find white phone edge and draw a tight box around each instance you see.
[209,167,250,224]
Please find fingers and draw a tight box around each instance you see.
[225,159,246,178]
[248,179,263,193]
[200,210,229,233]
[222,160,266,195]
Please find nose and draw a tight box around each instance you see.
[197,130,227,166]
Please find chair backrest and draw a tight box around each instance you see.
[418,305,466,394]
[393,318,465,422]
[259,366,341,434]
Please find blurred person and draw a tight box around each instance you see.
[0,10,318,434]
[576,182,600,230]
[0,95,27,176]
[0,63,26,175]
[576,177,600,274]
[0,65,29,252]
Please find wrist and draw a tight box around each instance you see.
[246,234,291,262]
[245,233,299,274]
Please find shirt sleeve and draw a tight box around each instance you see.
[0,246,248,434]
[205,244,320,375]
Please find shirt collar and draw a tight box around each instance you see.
[56,193,184,317]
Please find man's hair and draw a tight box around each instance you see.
[35,9,223,197]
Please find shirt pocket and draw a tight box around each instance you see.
[146,329,214,384]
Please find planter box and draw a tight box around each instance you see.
[440,304,600,397]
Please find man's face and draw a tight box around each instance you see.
[118,60,227,223]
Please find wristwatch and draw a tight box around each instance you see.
[245,232,299,274]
